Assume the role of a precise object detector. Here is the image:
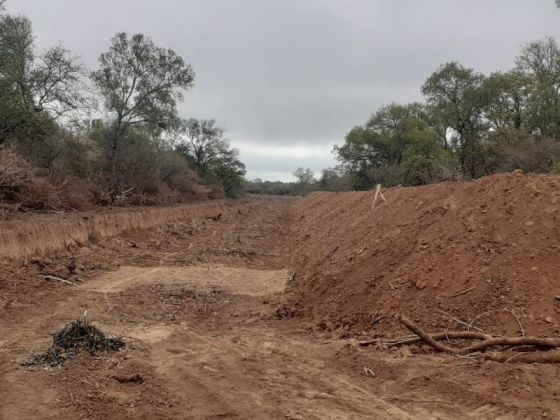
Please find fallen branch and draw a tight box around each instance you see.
[484,350,560,363]
[397,315,560,362]
[440,287,474,298]
[43,275,74,285]
[359,331,490,347]
[122,238,143,249]
[68,234,90,248]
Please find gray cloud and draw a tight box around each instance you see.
[8,0,560,180]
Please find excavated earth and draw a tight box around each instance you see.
[0,174,560,419]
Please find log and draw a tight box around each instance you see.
[398,315,560,360]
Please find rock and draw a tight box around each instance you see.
[512,169,525,177]
[415,279,427,290]
[545,317,553,324]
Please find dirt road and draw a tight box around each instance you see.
[0,199,556,419]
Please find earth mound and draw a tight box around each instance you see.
[287,172,560,338]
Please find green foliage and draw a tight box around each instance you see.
[246,179,301,196]
[0,4,243,208]
[92,32,195,186]
[401,128,456,185]
[515,38,560,139]
[421,62,487,178]
[482,71,529,131]
[175,119,246,197]
[335,103,455,188]
[337,38,560,190]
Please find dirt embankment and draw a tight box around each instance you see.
[287,172,560,338]
[0,202,229,261]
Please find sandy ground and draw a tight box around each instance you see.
[0,198,558,419]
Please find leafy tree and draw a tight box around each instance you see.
[176,118,246,197]
[515,38,560,139]
[92,32,195,187]
[482,71,529,132]
[366,103,432,164]
[401,128,456,185]
[178,118,223,176]
[334,102,452,188]
[422,62,487,177]
[210,143,246,197]
[0,10,87,147]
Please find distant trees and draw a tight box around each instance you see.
[292,167,314,195]
[335,37,560,189]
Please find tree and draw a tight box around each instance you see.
[0,12,87,145]
[29,45,90,118]
[92,32,195,187]
[292,167,314,195]
[334,102,450,188]
[401,128,455,185]
[422,62,487,178]
[482,71,529,132]
[318,167,350,192]
[0,14,33,107]
[178,118,223,175]
[515,38,560,139]
[176,118,246,197]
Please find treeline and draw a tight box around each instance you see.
[334,37,560,190]
[0,1,245,214]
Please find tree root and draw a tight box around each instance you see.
[394,315,560,363]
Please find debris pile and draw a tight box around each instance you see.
[27,317,124,367]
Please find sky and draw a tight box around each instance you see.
[7,0,560,181]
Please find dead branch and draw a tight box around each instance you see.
[440,287,475,298]
[122,238,143,249]
[398,315,560,361]
[467,309,526,336]
[359,331,490,347]
[484,351,560,363]
[509,309,525,337]
[68,234,90,248]
[435,309,485,333]
[43,275,74,285]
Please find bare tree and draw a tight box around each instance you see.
[293,167,314,195]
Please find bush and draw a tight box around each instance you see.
[0,147,94,212]
[484,131,560,174]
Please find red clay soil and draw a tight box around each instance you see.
[286,171,560,338]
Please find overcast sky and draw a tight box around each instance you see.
[7,0,560,181]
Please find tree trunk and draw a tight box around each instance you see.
[110,124,121,193]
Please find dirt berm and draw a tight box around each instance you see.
[287,172,560,338]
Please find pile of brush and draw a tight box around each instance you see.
[26,316,125,367]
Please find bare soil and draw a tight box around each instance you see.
[1,190,559,419]
[287,172,560,339]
